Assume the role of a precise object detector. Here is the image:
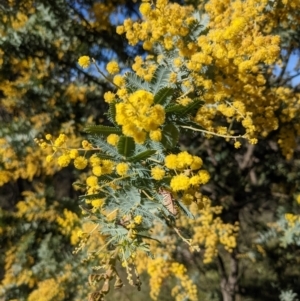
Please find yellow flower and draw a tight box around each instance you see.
[74,156,88,170]
[57,154,71,167]
[91,198,105,208]
[170,174,190,191]
[150,129,162,142]
[190,156,203,170]
[151,166,165,180]
[93,166,102,176]
[198,170,210,184]
[234,141,241,149]
[107,134,120,146]
[104,91,115,103]
[89,154,101,167]
[69,149,79,159]
[46,155,53,163]
[177,151,193,169]
[54,133,67,147]
[45,134,52,140]
[143,41,153,50]
[116,162,129,176]
[106,61,119,74]
[116,25,124,35]
[78,56,91,68]
[82,140,92,149]
[102,160,114,174]
[182,193,193,205]
[133,130,146,144]
[139,2,151,16]
[189,175,201,186]
[165,154,178,169]
[86,176,98,187]
[134,215,143,225]
[113,75,125,86]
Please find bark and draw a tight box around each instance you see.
[218,252,239,301]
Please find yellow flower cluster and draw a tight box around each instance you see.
[91,2,114,31]
[170,262,198,301]
[115,0,300,157]
[116,90,165,143]
[163,151,208,192]
[1,138,58,186]
[28,278,65,301]
[147,257,170,300]
[16,191,58,222]
[88,155,115,181]
[57,209,80,245]
[178,197,239,263]
[1,246,36,292]
[285,213,300,227]
[131,56,157,81]
[144,255,197,301]
[117,1,193,48]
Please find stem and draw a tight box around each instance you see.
[95,237,116,255]
[141,190,154,200]
[99,173,138,190]
[180,125,245,139]
[92,58,120,89]
[89,223,100,235]
[173,227,192,246]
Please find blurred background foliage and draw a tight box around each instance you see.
[1,0,300,301]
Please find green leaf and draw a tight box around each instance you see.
[125,72,149,92]
[161,124,179,149]
[117,136,135,157]
[150,65,172,94]
[127,149,157,162]
[107,102,118,126]
[124,186,141,204]
[165,98,203,115]
[176,200,194,219]
[94,153,117,161]
[84,125,122,136]
[154,87,174,107]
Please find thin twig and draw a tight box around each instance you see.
[180,125,245,139]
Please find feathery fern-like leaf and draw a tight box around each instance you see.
[84,125,122,136]
[150,65,172,94]
[125,72,150,92]
[117,136,135,157]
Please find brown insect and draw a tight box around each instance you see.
[159,188,178,216]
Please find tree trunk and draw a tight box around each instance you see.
[219,252,239,301]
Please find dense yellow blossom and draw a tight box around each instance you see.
[115,90,165,143]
